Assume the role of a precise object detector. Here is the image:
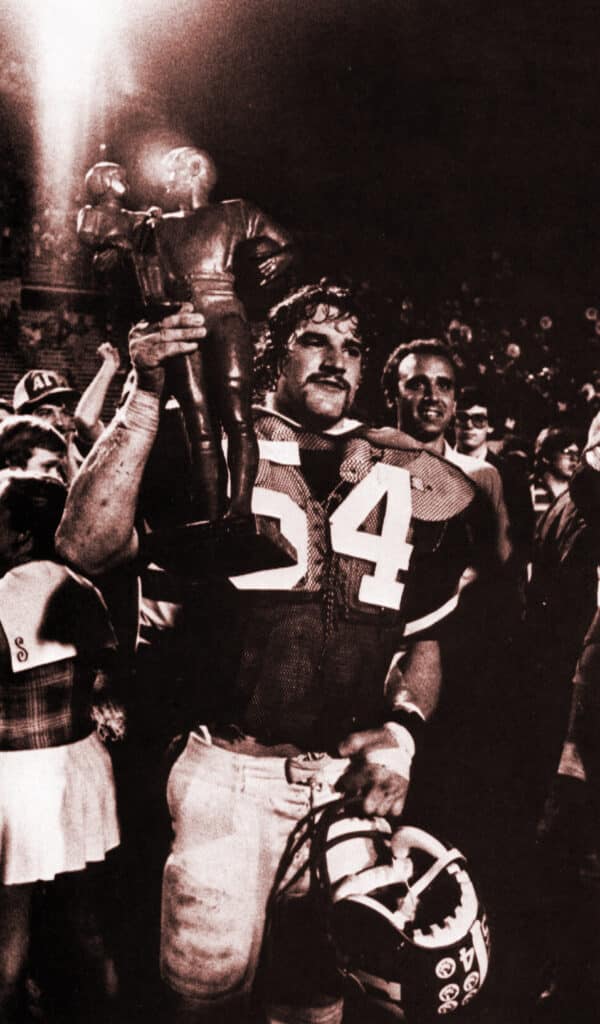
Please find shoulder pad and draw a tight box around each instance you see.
[363,425,426,452]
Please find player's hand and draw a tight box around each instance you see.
[337,725,412,818]
[129,303,207,393]
[97,341,121,372]
[91,698,127,743]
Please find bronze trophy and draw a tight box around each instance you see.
[77,153,295,577]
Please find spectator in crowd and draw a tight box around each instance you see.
[541,601,600,1020]
[12,364,121,481]
[0,472,121,1021]
[526,413,600,1016]
[381,336,511,564]
[530,427,581,518]
[12,369,84,480]
[381,337,524,925]
[74,341,121,448]
[455,384,535,568]
[13,369,78,437]
[0,414,67,482]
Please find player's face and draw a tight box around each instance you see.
[275,306,363,428]
[24,447,67,484]
[395,354,456,442]
[455,405,490,453]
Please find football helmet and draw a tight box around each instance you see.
[312,803,490,1019]
[84,161,129,202]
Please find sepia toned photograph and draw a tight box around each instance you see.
[0,1,598,1021]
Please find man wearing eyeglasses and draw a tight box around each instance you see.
[454,389,494,461]
[455,386,534,565]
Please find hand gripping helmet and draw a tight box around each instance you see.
[312,804,490,1020]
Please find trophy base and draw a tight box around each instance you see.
[140,514,296,579]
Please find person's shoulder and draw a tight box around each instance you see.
[484,448,502,471]
[446,445,502,492]
[362,425,424,452]
[253,407,295,437]
[362,428,477,520]
[445,445,488,474]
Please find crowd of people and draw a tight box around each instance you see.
[0,146,597,1024]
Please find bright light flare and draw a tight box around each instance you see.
[22,0,133,204]
[132,133,194,202]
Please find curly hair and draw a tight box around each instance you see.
[256,280,372,393]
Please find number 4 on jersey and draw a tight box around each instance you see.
[330,463,413,610]
[231,462,414,611]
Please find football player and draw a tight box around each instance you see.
[57,283,478,1024]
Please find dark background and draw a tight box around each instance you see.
[2,0,600,293]
[124,0,600,292]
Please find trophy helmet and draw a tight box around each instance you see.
[162,147,218,203]
[85,162,129,202]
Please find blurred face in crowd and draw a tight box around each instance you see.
[455,404,492,455]
[274,305,364,429]
[549,442,580,482]
[24,446,67,484]
[395,353,456,446]
[31,401,75,436]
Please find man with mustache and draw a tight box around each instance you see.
[57,284,479,1024]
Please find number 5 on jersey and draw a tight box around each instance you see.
[231,463,414,611]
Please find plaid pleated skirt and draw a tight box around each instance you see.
[0,731,119,885]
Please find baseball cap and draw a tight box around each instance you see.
[13,370,79,414]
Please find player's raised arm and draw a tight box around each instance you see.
[56,306,206,575]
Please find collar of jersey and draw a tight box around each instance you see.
[254,404,363,436]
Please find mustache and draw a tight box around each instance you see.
[307,372,350,392]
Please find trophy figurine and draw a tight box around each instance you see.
[77,161,184,320]
[77,151,295,576]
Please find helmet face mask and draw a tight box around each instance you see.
[85,161,129,202]
[313,807,491,1020]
